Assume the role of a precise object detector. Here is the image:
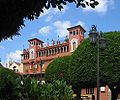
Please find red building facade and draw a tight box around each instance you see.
[21,25,85,75]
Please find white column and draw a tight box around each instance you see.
[66,46,67,52]
[62,47,64,52]
[59,47,61,53]
[48,50,49,56]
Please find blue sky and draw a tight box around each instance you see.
[0,0,120,64]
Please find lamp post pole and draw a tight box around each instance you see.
[97,36,100,100]
[39,59,43,82]
[89,25,106,100]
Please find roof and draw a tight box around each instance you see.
[37,42,69,51]
[67,25,86,32]
[28,38,44,43]
[15,62,21,66]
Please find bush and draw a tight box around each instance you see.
[41,80,73,100]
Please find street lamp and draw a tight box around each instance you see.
[39,59,44,82]
[89,25,106,100]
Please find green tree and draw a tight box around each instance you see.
[0,67,20,100]
[45,56,71,83]
[45,31,120,100]
[70,31,120,100]
[45,55,85,99]
[0,0,98,41]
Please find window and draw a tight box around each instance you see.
[30,49,35,59]
[13,66,16,71]
[70,31,72,34]
[31,51,34,59]
[73,42,76,50]
[86,87,94,94]
[81,31,84,35]
[26,65,28,72]
[76,30,78,35]
[73,31,75,35]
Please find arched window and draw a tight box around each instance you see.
[31,51,34,59]
[30,49,34,59]
[73,42,76,50]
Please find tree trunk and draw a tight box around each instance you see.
[75,89,83,100]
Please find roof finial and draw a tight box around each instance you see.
[58,35,59,41]
[47,38,49,46]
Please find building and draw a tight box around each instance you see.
[5,61,23,74]
[21,25,85,77]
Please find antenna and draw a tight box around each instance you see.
[47,38,49,46]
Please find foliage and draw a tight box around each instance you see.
[45,31,120,100]
[70,31,120,100]
[0,0,99,41]
[45,56,71,83]
[0,67,20,100]
[0,68,73,100]
[41,80,73,100]
[19,76,42,100]
[69,31,120,86]
[70,38,97,86]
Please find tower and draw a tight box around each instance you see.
[28,38,44,60]
[67,25,86,52]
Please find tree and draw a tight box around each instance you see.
[45,55,85,99]
[45,31,120,100]
[0,67,20,100]
[70,31,120,100]
[45,56,71,83]
[0,0,99,41]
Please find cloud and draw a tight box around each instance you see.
[83,0,114,14]
[6,50,22,62]
[37,26,51,36]
[53,20,71,38]
[76,20,85,27]
[39,6,68,22]
[0,45,5,49]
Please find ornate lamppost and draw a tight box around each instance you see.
[39,59,44,82]
[89,25,106,100]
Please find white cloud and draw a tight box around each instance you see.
[53,20,71,38]
[38,26,51,35]
[0,45,5,49]
[83,0,114,14]
[76,20,85,27]
[6,50,22,62]
[40,6,68,22]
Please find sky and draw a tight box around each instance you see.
[0,0,120,64]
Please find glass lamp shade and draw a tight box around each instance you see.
[99,38,106,49]
[89,31,98,44]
